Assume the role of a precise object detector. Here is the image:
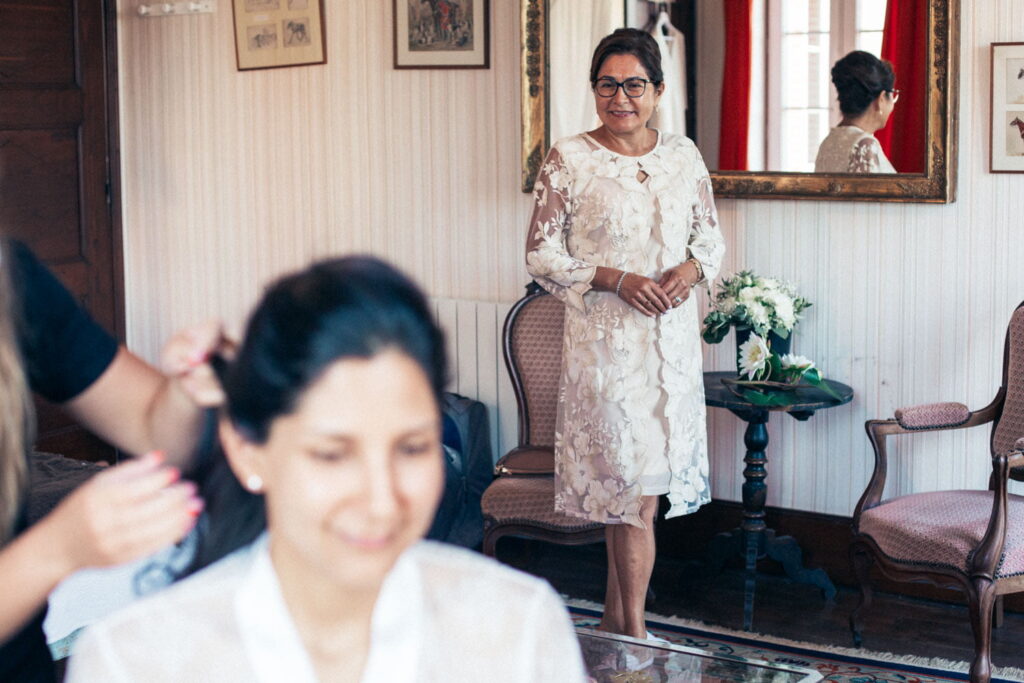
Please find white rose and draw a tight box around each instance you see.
[747,301,770,329]
[738,286,762,305]
[771,296,795,328]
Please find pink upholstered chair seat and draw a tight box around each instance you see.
[859,490,1024,578]
[482,476,602,533]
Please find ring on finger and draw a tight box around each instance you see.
[673,296,683,305]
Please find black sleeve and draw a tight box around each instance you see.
[9,241,118,403]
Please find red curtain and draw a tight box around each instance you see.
[718,0,752,171]
[876,0,927,173]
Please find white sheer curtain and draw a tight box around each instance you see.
[549,0,625,143]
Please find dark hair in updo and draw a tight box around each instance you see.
[222,256,447,444]
[831,50,895,116]
[589,28,663,86]
[161,256,447,581]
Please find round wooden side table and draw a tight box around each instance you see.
[703,370,854,631]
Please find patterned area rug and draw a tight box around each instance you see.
[567,601,1024,683]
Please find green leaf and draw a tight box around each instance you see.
[741,389,794,407]
[803,372,843,401]
[702,326,728,344]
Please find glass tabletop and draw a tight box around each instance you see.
[577,628,823,683]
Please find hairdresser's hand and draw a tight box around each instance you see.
[160,319,233,407]
[617,272,672,317]
[43,452,203,572]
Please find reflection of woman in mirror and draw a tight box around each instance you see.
[814,51,899,174]
[69,258,586,682]
[525,28,725,640]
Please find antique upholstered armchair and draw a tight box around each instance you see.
[480,284,604,557]
[849,302,1024,683]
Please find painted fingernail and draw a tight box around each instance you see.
[187,497,205,515]
[147,450,165,465]
[187,349,210,367]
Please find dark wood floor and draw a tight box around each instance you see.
[498,538,1024,672]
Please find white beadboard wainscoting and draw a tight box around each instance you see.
[117,0,1024,517]
[431,297,516,465]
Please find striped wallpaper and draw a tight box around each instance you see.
[117,0,1024,515]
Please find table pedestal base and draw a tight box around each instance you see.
[701,371,853,634]
[708,527,836,631]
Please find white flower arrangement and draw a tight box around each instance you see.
[702,270,811,344]
[731,333,841,405]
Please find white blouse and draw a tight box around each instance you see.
[66,537,586,682]
[814,125,897,173]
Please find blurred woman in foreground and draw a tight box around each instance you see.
[69,256,586,683]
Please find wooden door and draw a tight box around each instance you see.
[0,0,123,461]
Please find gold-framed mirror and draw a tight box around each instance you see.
[520,0,959,202]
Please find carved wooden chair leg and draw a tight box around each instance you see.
[992,595,1004,629]
[848,543,874,647]
[482,526,500,558]
[967,578,997,683]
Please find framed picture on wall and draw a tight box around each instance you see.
[232,0,326,71]
[991,42,1024,173]
[394,0,489,69]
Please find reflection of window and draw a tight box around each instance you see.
[855,0,887,56]
[767,0,889,172]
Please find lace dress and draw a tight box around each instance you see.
[813,125,896,173]
[525,131,725,528]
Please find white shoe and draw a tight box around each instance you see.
[622,650,655,671]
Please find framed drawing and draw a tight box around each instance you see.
[232,0,326,71]
[991,42,1024,173]
[394,0,489,69]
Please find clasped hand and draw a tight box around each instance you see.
[618,267,691,317]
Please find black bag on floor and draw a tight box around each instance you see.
[427,392,494,549]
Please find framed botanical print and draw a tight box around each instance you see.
[232,0,326,71]
[393,0,490,69]
[991,42,1024,173]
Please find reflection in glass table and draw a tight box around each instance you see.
[577,628,822,683]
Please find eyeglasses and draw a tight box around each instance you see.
[594,77,652,98]
[888,89,901,103]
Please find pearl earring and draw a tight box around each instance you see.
[245,474,264,493]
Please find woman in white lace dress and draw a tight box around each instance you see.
[525,28,725,640]
[814,50,899,173]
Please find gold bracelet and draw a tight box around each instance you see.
[687,257,704,283]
